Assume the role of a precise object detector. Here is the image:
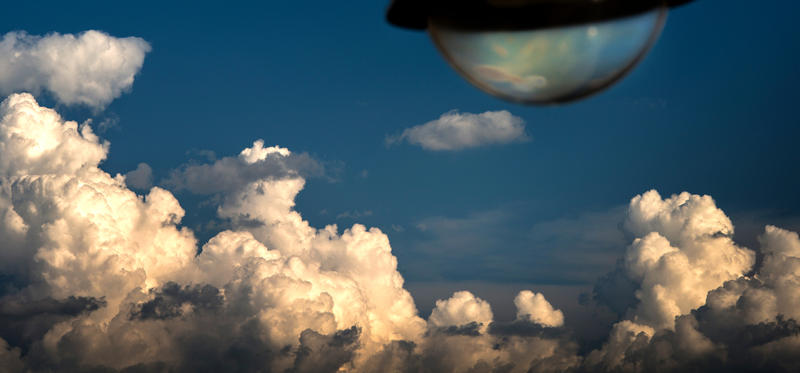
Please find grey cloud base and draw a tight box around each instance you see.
[1,94,800,372]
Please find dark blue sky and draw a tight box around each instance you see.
[3,0,798,296]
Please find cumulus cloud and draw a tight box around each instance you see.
[428,291,494,332]
[515,290,564,327]
[0,30,150,108]
[621,191,754,330]
[387,110,529,151]
[583,193,800,372]
[2,93,800,372]
[0,94,585,372]
[0,93,422,371]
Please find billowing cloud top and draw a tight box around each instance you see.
[0,30,150,108]
[514,290,564,327]
[0,21,797,373]
[429,291,494,332]
[0,94,578,372]
[388,110,529,151]
[0,93,107,178]
[2,86,800,371]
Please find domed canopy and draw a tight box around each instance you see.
[387,0,694,31]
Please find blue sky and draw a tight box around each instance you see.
[2,0,798,316]
[4,1,800,371]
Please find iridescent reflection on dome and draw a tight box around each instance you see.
[429,8,667,104]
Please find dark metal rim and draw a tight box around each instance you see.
[387,0,694,31]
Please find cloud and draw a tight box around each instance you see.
[582,194,800,373]
[0,30,150,108]
[0,94,426,371]
[0,294,105,351]
[514,290,564,327]
[428,291,494,333]
[3,94,800,372]
[164,139,325,195]
[124,162,153,190]
[622,191,754,330]
[0,94,582,372]
[0,338,23,373]
[336,210,373,220]
[128,282,223,321]
[387,110,529,151]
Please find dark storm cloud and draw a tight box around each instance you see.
[488,320,567,339]
[431,322,483,337]
[290,326,361,373]
[360,341,422,373]
[129,282,223,320]
[0,295,105,350]
[584,314,800,373]
[0,295,104,317]
[585,264,641,318]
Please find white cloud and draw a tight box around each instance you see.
[387,110,529,151]
[3,94,800,372]
[0,94,426,370]
[622,191,755,330]
[514,290,564,327]
[0,93,108,178]
[0,95,585,372]
[585,222,800,372]
[0,30,150,108]
[584,193,800,372]
[429,291,494,332]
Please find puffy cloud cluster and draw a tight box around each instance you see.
[387,110,529,151]
[1,35,799,371]
[0,94,577,372]
[404,290,579,373]
[428,291,494,332]
[0,30,149,108]
[584,192,800,372]
[3,92,800,372]
[0,93,418,371]
[621,190,756,330]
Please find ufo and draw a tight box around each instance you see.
[387,0,696,104]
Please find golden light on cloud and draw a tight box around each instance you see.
[0,28,799,373]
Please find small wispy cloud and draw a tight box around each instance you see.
[387,110,530,151]
[336,210,373,220]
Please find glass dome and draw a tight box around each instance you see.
[428,7,668,104]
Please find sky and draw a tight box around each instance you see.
[0,0,800,372]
